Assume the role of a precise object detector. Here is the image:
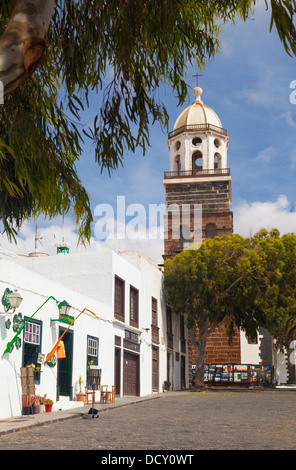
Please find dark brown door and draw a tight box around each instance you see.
[123,351,139,396]
[114,348,121,395]
[181,355,186,389]
[152,346,159,392]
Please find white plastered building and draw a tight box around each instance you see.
[0,245,190,419]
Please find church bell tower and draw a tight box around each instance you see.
[163,85,233,260]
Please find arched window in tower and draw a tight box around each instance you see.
[205,223,217,239]
[192,151,202,175]
[175,155,181,175]
[214,153,222,174]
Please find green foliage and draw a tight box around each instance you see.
[254,230,296,351]
[164,229,296,378]
[268,0,296,57]
[164,234,267,342]
[0,1,295,241]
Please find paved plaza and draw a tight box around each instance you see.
[0,389,296,451]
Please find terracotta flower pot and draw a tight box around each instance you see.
[76,393,86,403]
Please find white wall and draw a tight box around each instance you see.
[240,331,262,364]
[0,248,108,418]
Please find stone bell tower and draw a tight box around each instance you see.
[163,85,233,260]
[163,84,242,374]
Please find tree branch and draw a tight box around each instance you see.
[0,0,55,96]
[208,320,217,335]
[224,266,257,297]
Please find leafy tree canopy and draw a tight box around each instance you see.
[164,229,296,382]
[0,1,295,242]
[253,229,296,352]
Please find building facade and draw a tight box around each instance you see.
[0,246,190,419]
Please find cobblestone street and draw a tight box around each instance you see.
[1,390,296,451]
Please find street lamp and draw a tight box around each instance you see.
[7,290,23,313]
[58,300,71,316]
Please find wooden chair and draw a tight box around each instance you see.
[100,385,108,403]
[111,385,115,403]
[100,385,115,404]
[85,386,95,404]
[106,385,115,403]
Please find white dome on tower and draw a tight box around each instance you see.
[173,87,222,130]
[167,84,229,177]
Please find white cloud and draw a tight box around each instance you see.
[0,215,164,265]
[255,146,276,163]
[279,111,296,129]
[233,195,296,237]
[2,194,296,266]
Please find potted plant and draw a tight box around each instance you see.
[32,395,40,414]
[39,395,46,413]
[44,398,54,412]
[76,376,86,403]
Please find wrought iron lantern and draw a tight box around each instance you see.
[7,290,23,312]
[58,300,71,316]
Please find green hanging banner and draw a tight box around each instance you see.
[2,295,60,357]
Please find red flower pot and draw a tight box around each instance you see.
[45,404,53,412]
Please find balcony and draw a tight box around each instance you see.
[164,168,230,179]
[168,123,228,140]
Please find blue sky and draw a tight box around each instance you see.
[1,3,296,263]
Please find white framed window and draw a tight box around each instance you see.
[88,337,98,358]
[24,321,40,345]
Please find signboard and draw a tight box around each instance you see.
[37,353,45,365]
[59,313,74,324]
[202,364,272,384]
[125,329,139,343]
[88,368,101,390]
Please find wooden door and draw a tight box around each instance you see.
[114,347,121,395]
[152,346,159,392]
[181,355,186,389]
[123,351,139,396]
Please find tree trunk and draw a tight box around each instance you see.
[0,0,55,96]
[189,316,209,385]
[196,316,209,384]
[190,316,218,386]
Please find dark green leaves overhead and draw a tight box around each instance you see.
[0,0,295,241]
